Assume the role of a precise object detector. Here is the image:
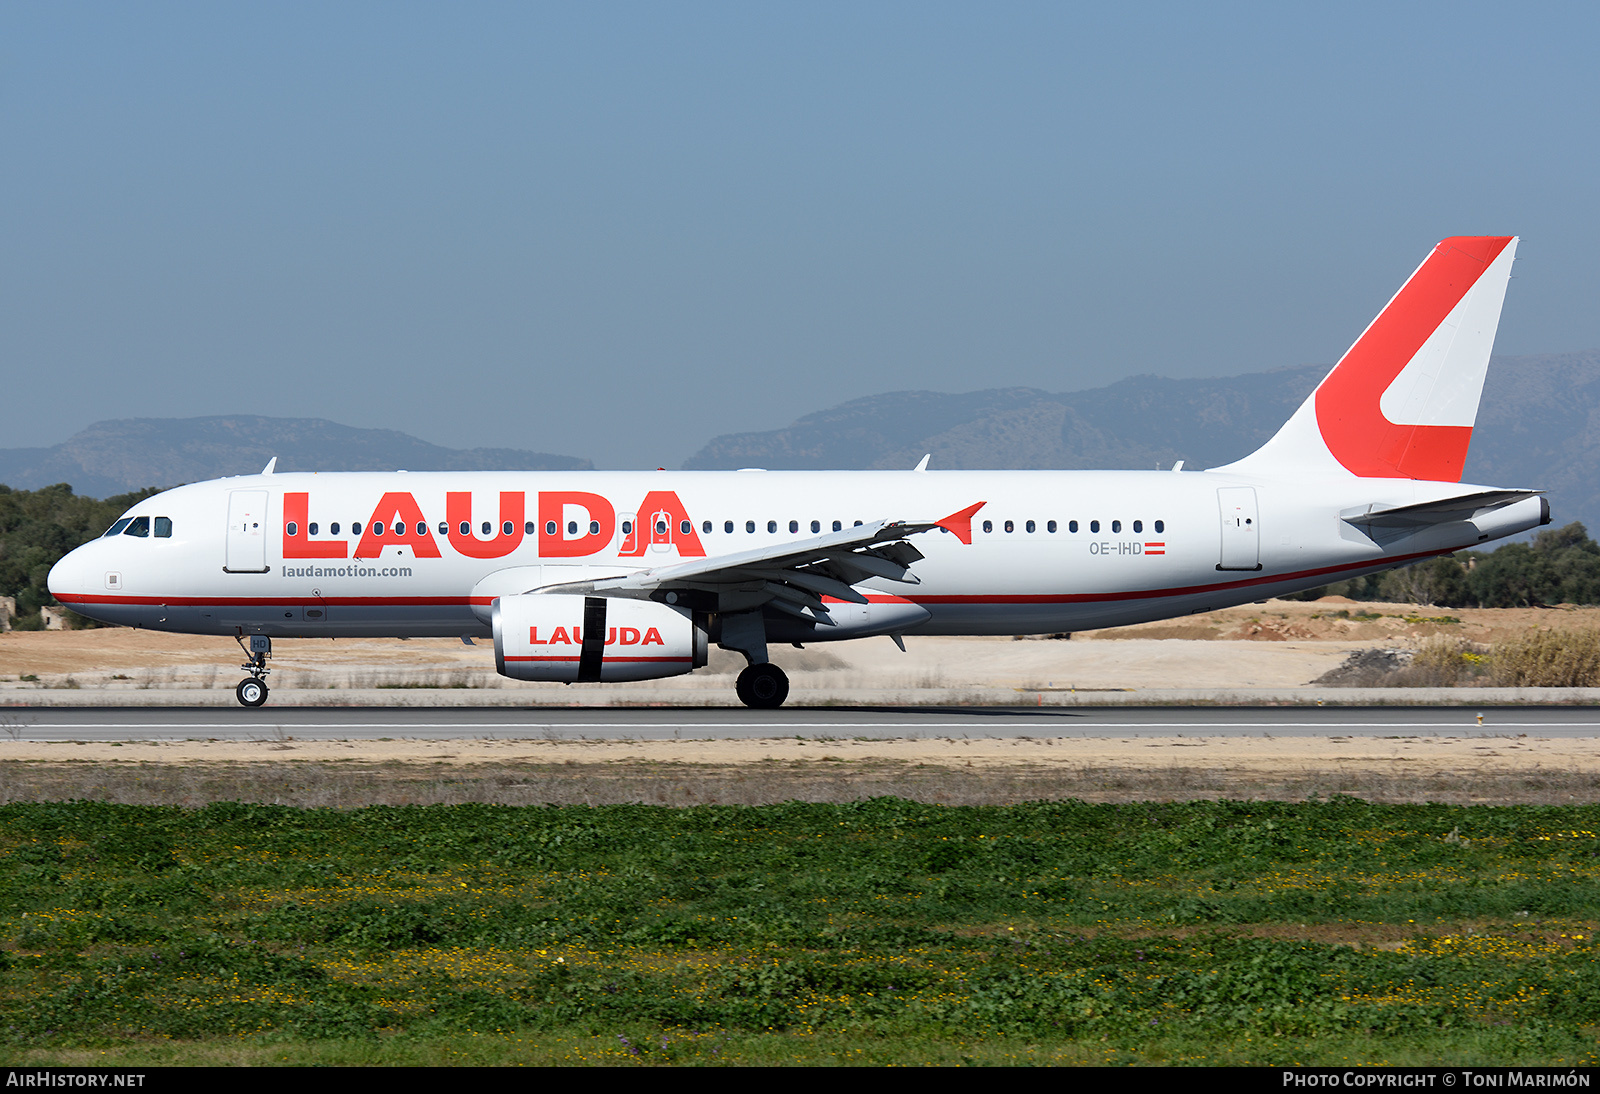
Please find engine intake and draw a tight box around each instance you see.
[493,593,708,683]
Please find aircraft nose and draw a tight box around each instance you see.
[47,546,88,600]
[48,554,72,599]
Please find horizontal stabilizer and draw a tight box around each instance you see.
[1341,489,1542,528]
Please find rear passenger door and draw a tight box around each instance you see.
[1217,487,1261,571]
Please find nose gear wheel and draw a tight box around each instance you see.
[233,634,273,708]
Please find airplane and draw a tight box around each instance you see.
[48,235,1547,709]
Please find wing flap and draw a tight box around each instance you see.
[532,507,976,616]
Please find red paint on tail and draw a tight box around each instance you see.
[1314,236,1512,480]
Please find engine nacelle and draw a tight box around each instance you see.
[493,593,708,683]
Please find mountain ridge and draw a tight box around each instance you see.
[0,415,592,498]
[7,352,1596,533]
[685,351,1600,532]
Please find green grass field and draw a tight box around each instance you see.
[2,796,1598,1065]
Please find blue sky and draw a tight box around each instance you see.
[5,2,1597,468]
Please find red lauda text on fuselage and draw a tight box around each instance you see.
[281,490,705,562]
[530,625,665,646]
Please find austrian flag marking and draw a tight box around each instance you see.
[1144,542,1166,556]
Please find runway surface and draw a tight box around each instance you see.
[5,705,1600,742]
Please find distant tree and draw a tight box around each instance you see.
[1282,522,1600,608]
[1534,522,1600,604]
[0,483,161,628]
[1376,554,1471,607]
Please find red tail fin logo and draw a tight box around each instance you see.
[1314,236,1513,480]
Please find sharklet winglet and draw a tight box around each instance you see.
[935,502,986,545]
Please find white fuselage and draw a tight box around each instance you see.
[48,467,1546,640]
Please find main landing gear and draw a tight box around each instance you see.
[719,610,788,709]
[234,634,271,708]
[735,663,789,709]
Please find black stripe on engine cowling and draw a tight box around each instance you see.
[578,597,607,682]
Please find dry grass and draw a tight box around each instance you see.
[1317,630,1600,689]
[4,757,1600,808]
[1490,627,1600,687]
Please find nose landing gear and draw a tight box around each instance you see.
[234,634,271,707]
[236,677,268,707]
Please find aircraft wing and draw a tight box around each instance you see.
[538,503,984,624]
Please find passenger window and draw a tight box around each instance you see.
[417,522,427,536]
[1155,520,1165,533]
[832,520,842,532]
[307,522,318,536]
[982,520,993,534]
[373,522,384,536]
[810,520,820,533]
[1112,520,1121,533]
[155,517,173,538]
[1025,520,1035,533]
[746,520,755,533]
[1090,521,1100,533]
[1069,520,1078,533]
[481,522,492,536]
[394,521,406,536]
[766,520,775,533]
[724,521,733,534]
[331,522,341,535]
[702,521,712,534]
[545,521,557,536]
[286,522,298,537]
[622,520,633,535]
[590,521,600,535]
[1047,520,1057,533]
[460,522,470,536]
[680,520,691,535]
[1133,520,1143,533]
[523,521,534,535]
[566,521,577,536]
[789,520,799,533]
[1005,520,1014,533]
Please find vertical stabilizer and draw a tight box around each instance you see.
[1214,236,1516,482]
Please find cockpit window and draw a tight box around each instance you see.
[154,517,172,538]
[104,518,133,537]
[122,517,150,537]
